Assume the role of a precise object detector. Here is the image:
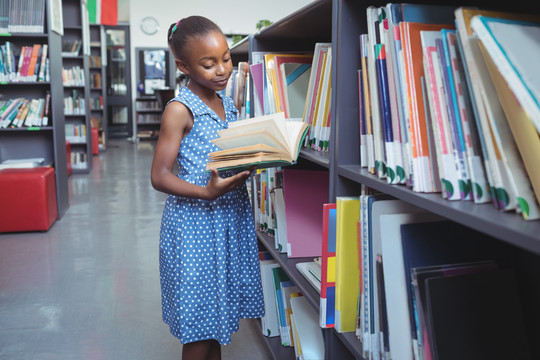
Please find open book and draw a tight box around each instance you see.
[206,112,309,171]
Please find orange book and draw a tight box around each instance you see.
[26,44,41,79]
[400,22,454,193]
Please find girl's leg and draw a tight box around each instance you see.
[182,339,221,360]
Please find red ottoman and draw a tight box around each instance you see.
[91,128,99,155]
[0,167,58,232]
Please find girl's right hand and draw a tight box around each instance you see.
[205,167,254,201]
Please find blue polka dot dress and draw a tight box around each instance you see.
[158,87,264,345]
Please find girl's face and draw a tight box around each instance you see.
[177,31,232,93]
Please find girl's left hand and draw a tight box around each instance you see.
[205,166,255,201]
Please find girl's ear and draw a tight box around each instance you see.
[176,59,189,75]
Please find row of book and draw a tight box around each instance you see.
[90,96,103,110]
[317,190,529,360]
[65,123,87,143]
[0,95,51,128]
[136,113,160,125]
[70,151,88,170]
[89,55,102,68]
[62,66,86,87]
[358,3,540,221]
[247,45,332,152]
[62,39,82,57]
[64,90,86,115]
[259,252,324,360]
[90,73,102,89]
[0,42,49,82]
[0,0,46,34]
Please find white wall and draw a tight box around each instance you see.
[127,0,314,138]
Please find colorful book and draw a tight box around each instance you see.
[359,34,375,173]
[421,30,461,200]
[272,266,292,346]
[320,203,337,328]
[400,21,454,193]
[443,29,491,203]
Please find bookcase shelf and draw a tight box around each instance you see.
[238,0,540,359]
[89,24,107,151]
[253,319,296,360]
[61,0,92,173]
[0,0,69,218]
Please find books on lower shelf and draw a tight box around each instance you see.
[207,112,309,171]
[0,94,51,128]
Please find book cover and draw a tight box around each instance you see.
[411,260,498,360]
[479,40,540,219]
[454,8,540,211]
[400,220,519,355]
[421,30,461,200]
[272,266,292,346]
[436,34,473,200]
[290,295,325,360]
[260,260,280,337]
[425,268,530,360]
[471,16,540,134]
[26,44,41,80]
[334,196,360,333]
[400,21,454,193]
[369,198,429,358]
[443,29,491,204]
[281,62,312,119]
[366,6,387,179]
[274,54,313,118]
[379,212,444,360]
[320,203,336,328]
[282,168,329,258]
[359,34,376,173]
[302,43,331,147]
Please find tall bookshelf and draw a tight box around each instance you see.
[134,47,175,140]
[0,0,69,217]
[234,0,540,359]
[61,0,92,173]
[89,24,107,151]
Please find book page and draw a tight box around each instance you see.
[212,129,288,153]
[285,121,309,158]
[209,143,284,158]
[219,112,290,152]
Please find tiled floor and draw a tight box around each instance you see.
[0,139,271,360]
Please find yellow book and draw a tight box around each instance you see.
[264,53,284,113]
[334,196,360,332]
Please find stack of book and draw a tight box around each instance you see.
[0,42,49,82]
[357,3,540,221]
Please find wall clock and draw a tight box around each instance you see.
[141,16,159,35]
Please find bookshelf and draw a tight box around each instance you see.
[61,0,92,173]
[235,0,540,359]
[134,47,176,140]
[89,24,107,151]
[0,0,69,217]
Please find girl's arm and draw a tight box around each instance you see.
[150,101,251,201]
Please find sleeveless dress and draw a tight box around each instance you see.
[158,87,264,345]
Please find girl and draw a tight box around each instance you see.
[150,16,264,360]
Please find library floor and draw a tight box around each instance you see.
[0,139,271,360]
